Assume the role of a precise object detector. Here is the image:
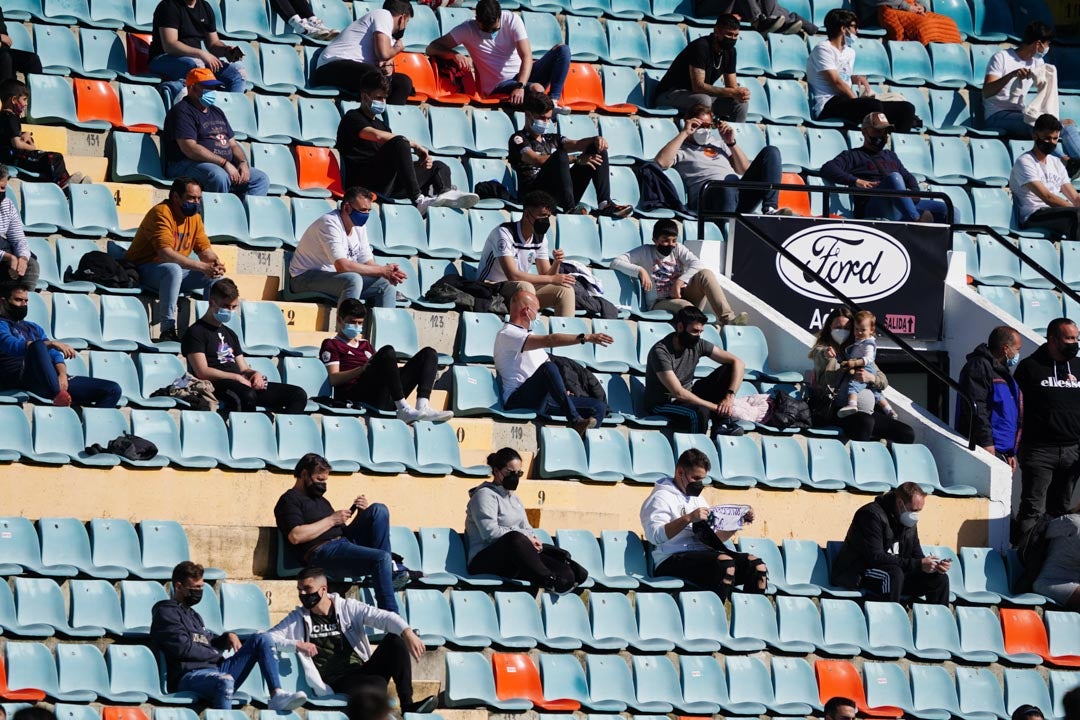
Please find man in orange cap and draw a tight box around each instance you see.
[148,0,245,92]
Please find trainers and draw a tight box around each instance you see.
[287,16,308,33]
[1066,157,1080,180]
[753,15,786,32]
[392,568,412,591]
[916,210,935,224]
[396,406,424,424]
[418,406,454,422]
[308,17,339,39]
[433,189,480,210]
[268,691,307,712]
[780,18,803,34]
[596,200,633,218]
[724,312,750,326]
[569,203,591,215]
[836,403,860,418]
[68,172,90,184]
[712,420,745,437]
[53,390,72,407]
[157,328,180,343]
[766,207,795,216]
[570,416,598,439]
[415,195,439,216]
[406,697,439,715]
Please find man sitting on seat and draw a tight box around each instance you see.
[0,282,121,407]
[147,0,245,92]
[0,165,37,290]
[126,177,225,343]
[289,186,405,308]
[653,14,750,122]
[1010,113,1080,238]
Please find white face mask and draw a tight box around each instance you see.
[831,328,850,344]
[692,128,714,146]
[899,499,919,528]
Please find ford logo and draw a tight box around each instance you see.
[775,223,911,303]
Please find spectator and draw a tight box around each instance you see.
[0,13,41,84]
[477,190,575,315]
[0,282,121,407]
[348,685,393,720]
[466,447,589,592]
[1064,687,1080,720]
[126,177,225,343]
[267,567,436,711]
[643,306,746,437]
[0,165,36,289]
[832,482,950,603]
[289,186,404,307]
[982,21,1080,174]
[148,0,244,92]
[1032,504,1080,609]
[0,80,87,188]
[611,218,746,326]
[162,68,270,197]
[834,310,897,419]
[322,298,452,423]
[808,306,915,443]
[1010,114,1080,238]
[151,561,308,711]
[337,72,478,215]
[1012,707,1045,720]
[509,91,631,216]
[821,112,945,223]
[854,0,960,45]
[494,289,610,435]
[274,453,411,613]
[956,325,1023,468]
[426,0,572,112]
[311,1,413,103]
[824,698,858,720]
[654,103,790,216]
[654,14,749,122]
[807,9,918,132]
[181,278,308,416]
[1012,317,1080,541]
[269,0,338,40]
[12,710,55,720]
[640,448,767,600]
[711,0,815,34]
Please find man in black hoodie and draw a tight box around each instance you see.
[1013,317,1080,542]
[956,326,1023,468]
[150,561,308,710]
[831,482,950,604]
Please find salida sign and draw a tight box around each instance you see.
[731,217,948,341]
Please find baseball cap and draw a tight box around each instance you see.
[185,67,225,89]
[861,112,893,131]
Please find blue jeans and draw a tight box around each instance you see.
[309,503,398,613]
[177,633,281,709]
[148,54,246,93]
[137,262,214,330]
[863,172,947,223]
[493,44,571,101]
[985,108,1080,160]
[698,146,782,214]
[8,341,122,407]
[290,268,395,307]
[166,159,270,198]
[504,360,608,422]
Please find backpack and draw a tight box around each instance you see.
[150,373,218,412]
[65,250,140,289]
[1014,512,1053,593]
[86,432,158,461]
[764,390,812,430]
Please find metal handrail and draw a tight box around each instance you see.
[955,223,1080,308]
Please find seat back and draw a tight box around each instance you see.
[956,666,1009,718]
[89,518,143,572]
[772,656,823,712]
[70,579,125,633]
[585,655,636,705]
[725,655,776,708]
[38,517,96,575]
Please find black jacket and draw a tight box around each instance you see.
[831,491,925,587]
[820,147,919,218]
[1014,343,1080,447]
[955,343,1021,453]
[551,355,606,405]
[150,599,229,691]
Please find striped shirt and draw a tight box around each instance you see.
[0,197,27,263]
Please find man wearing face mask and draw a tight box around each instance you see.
[267,567,435,711]
[127,177,225,343]
[820,112,945,223]
[1013,318,1080,543]
[289,186,404,308]
[162,68,270,197]
[182,278,308,416]
[151,561,309,711]
[275,454,411,613]
[640,448,766,600]
[956,326,1023,469]
[653,14,749,122]
[831,482,950,604]
[1010,114,1080,238]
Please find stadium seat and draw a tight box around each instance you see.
[405,588,468,646]
[819,597,887,657]
[453,593,535,649]
[493,593,576,651]
[758,436,813,490]
[7,641,94,701]
[781,539,860,597]
[904,664,963,720]
[886,40,932,86]
[537,653,616,711]
[27,73,111,130]
[117,84,166,133]
[104,644,194,704]
[678,654,759,715]
[721,326,802,382]
[1018,237,1062,288]
[412,421,487,477]
[294,145,344,197]
[116,580,167,635]
[742,536,820,595]
[892,443,979,496]
[69,578,128,636]
[562,62,635,114]
[87,352,168,409]
[0,404,72,464]
[582,427,634,481]
[802,439,855,490]
[451,365,537,420]
[129,410,211,470]
[55,644,138,703]
[139,520,224,580]
[108,130,169,186]
[492,653,577,710]
[1004,669,1055,716]
[555,529,631,588]
[848,441,899,492]
[1046,612,1080,660]
[675,589,761,653]
[565,16,610,62]
[1001,609,1080,666]
[632,592,706,653]
[637,655,718,715]
[928,135,976,185]
[86,518,169,580]
[912,602,997,663]
[815,660,902,717]
[961,547,1045,606]
[866,601,950,661]
[1050,671,1080,719]
[928,42,972,88]
[219,583,271,636]
[862,663,922,717]
[601,530,680,589]
[776,595,857,655]
[645,23,685,68]
[12,577,100,637]
[470,109,514,158]
[39,517,127,579]
[445,652,531,710]
[954,666,1011,720]
[540,426,620,481]
[223,412,282,471]
[978,286,1022,320]
[541,593,623,652]
[725,656,787,715]
[731,592,813,653]
[419,527,502,587]
[31,406,119,467]
[956,604,1038,665]
[671,432,724,485]
[584,655,665,713]
[1020,288,1062,334]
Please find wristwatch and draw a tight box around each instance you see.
[724,389,735,396]
[577,333,586,344]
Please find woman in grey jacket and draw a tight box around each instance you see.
[1034,506,1080,609]
[465,447,589,593]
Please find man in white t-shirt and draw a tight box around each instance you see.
[311,0,414,104]
[288,186,407,306]
[805,8,917,132]
[476,190,576,316]
[426,0,571,112]
[493,289,612,435]
[1010,114,1080,238]
[982,21,1080,175]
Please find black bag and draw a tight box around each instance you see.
[1014,513,1053,593]
[66,250,140,289]
[765,390,811,430]
[86,433,158,461]
[475,180,512,202]
[806,383,837,427]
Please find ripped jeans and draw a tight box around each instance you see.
[177,633,281,708]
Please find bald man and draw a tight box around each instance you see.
[494,290,611,436]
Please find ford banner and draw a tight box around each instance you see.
[731,217,949,341]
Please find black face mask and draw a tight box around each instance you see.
[299,591,323,609]
[1061,341,1079,359]
[502,470,522,491]
[715,37,736,52]
[685,480,706,497]
[0,189,6,203]
[308,480,328,498]
[1035,138,1058,156]
[655,245,675,257]
[7,304,27,321]
[679,330,700,348]
[391,29,404,39]
[866,134,888,152]
[532,217,551,236]
[182,588,203,607]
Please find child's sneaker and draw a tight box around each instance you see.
[836,401,859,418]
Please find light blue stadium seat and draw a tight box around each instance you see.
[913,602,997,663]
[419,527,501,587]
[39,517,127,579]
[1019,237,1062,288]
[109,131,169,186]
[782,539,860,597]
[102,294,175,352]
[413,421,487,477]
[585,655,665,713]
[731,592,813,653]
[597,115,644,164]
[20,182,82,236]
[369,417,451,476]
[584,427,634,481]
[890,133,934,181]
[219,0,272,39]
[759,436,813,490]
[538,653,617,711]
[969,137,1013,187]
[821,596,890,656]
[451,365,537,420]
[715,435,771,488]
[89,352,170,409]
[1020,288,1062,335]
[555,529,630,589]
[848,440,898,492]
[929,135,977,184]
[405,588,465,647]
[0,406,70,464]
[1046,612,1080,658]
[767,78,842,127]
[35,26,105,77]
[675,589,758,652]
[905,664,964,720]
[56,643,142,703]
[1004,669,1054,717]
[646,23,685,68]
[140,520,225,580]
[605,19,649,66]
[369,307,451,363]
[892,443,978,496]
[634,591,710,653]
[452,590,535,648]
[768,33,808,80]
[724,655,789,715]
[0,573,57,634]
[518,11,563,54]
[456,311,503,363]
[253,95,303,144]
[956,666,1011,720]
[961,546,1045,606]
[118,580,168,635]
[767,125,810,172]
[638,119,679,162]
[930,184,972,224]
[495,592,578,651]
[540,426,620,481]
[296,98,340,147]
[541,593,623,651]
[214,91,258,141]
[69,578,127,636]
[222,411,281,471]
[976,234,1023,286]
[776,595,858,655]
[804,127,847,173]
[601,529,680,589]
[742,536,820,595]
[13,577,101,636]
[929,42,972,87]
[978,285,1022,320]
[424,106,473,157]
[250,142,329,197]
[862,663,920,716]
[470,109,515,158]
[737,31,770,74]
[68,185,134,239]
[887,40,933,85]
[7,641,96,701]
[804,438,855,490]
[78,31,151,84]
[386,104,434,151]
[267,44,335,97]
[26,236,83,293]
[678,654,760,716]
[87,518,170,579]
[243,195,293,249]
[848,37,890,81]
[634,655,716,715]
[866,600,949,660]
[445,652,531,710]
[130,410,212,470]
[399,2,437,50]
[1050,670,1080,719]
[239,300,317,357]
[598,216,640,263]
[32,406,120,467]
[106,643,196,704]
[956,604,1039,665]
[671,432,722,485]
[722,326,802,382]
[219,582,271,635]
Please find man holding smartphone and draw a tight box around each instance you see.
[148,0,247,92]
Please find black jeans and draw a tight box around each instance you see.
[0,46,41,83]
[857,565,950,605]
[468,531,589,588]
[820,95,917,134]
[651,364,734,436]
[328,633,415,707]
[311,60,413,104]
[839,408,915,444]
[268,0,314,20]
[520,148,613,211]
[1023,207,1080,239]
[656,549,768,601]
[212,379,308,415]
[350,136,450,201]
[503,360,608,422]
[337,345,437,410]
[1017,443,1080,539]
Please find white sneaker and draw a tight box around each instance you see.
[415,195,438,216]
[553,103,571,115]
[434,189,480,210]
[268,691,307,712]
[308,17,339,39]
[418,407,454,422]
[396,406,424,425]
[287,15,307,33]
[68,171,90,185]
[836,403,860,418]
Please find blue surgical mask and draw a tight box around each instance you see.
[531,119,553,136]
[200,90,218,107]
[843,32,855,49]
[181,201,200,217]
[342,323,363,339]
[1034,49,1047,60]
[485,28,499,40]
[214,307,234,324]
[1006,350,1020,368]
[349,209,369,228]
[369,99,386,115]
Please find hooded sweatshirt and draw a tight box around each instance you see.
[955,342,1021,453]
[640,476,711,566]
[820,146,919,218]
[464,481,534,563]
[830,490,926,588]
[150,598,230,691]
[1014,344,1080,447]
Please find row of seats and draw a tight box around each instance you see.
[959,236,1080,290]
[4,709,347,720]
[977,286,1080,335]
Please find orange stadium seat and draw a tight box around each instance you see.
[560,63,635,115]
[393,52,437,103]
[73,79,123,129]
[0,657,46,701]
[815,660,902,718]
[1000,609,1080,667]
[778,172,813,217]
[102,709,150,720]
[125,33,151,76]
[294,145,344,198]
[492,653,581,711]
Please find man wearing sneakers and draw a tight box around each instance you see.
[269,0,338,40]
[494,289,611,435]
[320,298,453,423]
[336,72,478,216]
[311,0,412,103]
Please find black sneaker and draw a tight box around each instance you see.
[405,696,438,714]
[712,420,745,437]
[1066,157,1080,180]
[392,568,412,591]
[157,328,180,343]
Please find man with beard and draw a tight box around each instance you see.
[653,14,749,122]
